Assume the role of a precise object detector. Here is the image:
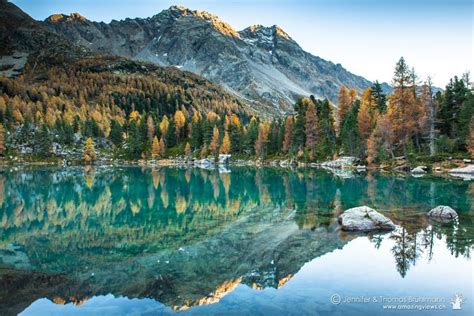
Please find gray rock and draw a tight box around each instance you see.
[449,165,474,174]
[322,156,357,169]
[218,154,231,165]
[338,206,396,232]
[427,206,458,220]
[411,166,427,174]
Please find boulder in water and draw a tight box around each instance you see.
[338,206,396,232]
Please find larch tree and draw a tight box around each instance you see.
[209,126,220,159]
[158,137,166,157]
[358,87,376,148]
[387,57,418,155]
[255,122,270,159]
[151,136,160,159]
[220,131,231,154]
[282,116,293,153]
[159,115,169,137]
[174,110,186,140]
[337,86,351,134]
[146,116,155,143]
[83,137,96,164]
[184,142,191,158]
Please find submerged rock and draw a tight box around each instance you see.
[338,206,396,232]
[427,206,458,221]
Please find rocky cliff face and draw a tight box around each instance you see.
[45,6,380,114]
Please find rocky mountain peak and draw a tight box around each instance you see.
[239,24,294,44]
[45,12,87,24]
[157,5,240,38]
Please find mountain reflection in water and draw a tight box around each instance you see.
[0,166,472,315]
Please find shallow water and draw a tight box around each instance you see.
[0,166,472,315]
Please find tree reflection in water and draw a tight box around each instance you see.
[0,166,472,314]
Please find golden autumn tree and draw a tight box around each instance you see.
[337,86,351,134]
[83,137,96,164]
[158,137,166,157]
[151,136,160,159]
[387,57,419,155]
[174,110,186,139]
[220,131,231,154]
[147,116,155,142]
[184,142,191,158]
[159,115,169,136]
[209,126,220,159]
[358,87,377,148]
[255,122,270,159]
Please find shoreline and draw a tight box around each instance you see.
[1,156,472,180]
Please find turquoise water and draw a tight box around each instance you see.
[0,166,472,315]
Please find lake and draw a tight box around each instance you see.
[0,166,472,315]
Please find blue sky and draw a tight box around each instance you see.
[11,0,473,87]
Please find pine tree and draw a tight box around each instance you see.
[340,102,362,157]
[220,131,231,154]
[282,116,293,153]
[371,81,387,113]
[468,118,474,158]
[110,120,123,147]
[244,117,258,155]
[83,137,96,164]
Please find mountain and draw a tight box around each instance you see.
[0,1,253,117]
[44,5,385,114]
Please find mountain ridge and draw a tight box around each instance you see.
[43,5,390,114]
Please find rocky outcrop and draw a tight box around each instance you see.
[338,206,396,232]
[321,156,357,169]
[427,206,458,221]
[449,165,474,174]
[44,5,388,115]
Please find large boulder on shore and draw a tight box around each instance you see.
[427,206,458,221]
[411,166,427,174]
[338,206,396,232]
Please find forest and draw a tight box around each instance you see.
[0,56,472,165]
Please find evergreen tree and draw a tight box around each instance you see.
[340,101,363,157]
[244,117,258,155]
[35,124,52,158]
[110,120,123,147]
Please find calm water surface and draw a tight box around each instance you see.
[0,166,472,315]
